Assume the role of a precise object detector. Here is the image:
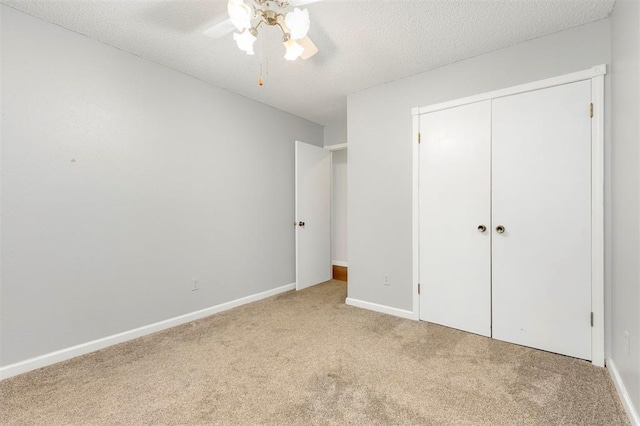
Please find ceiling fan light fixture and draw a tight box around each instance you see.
[228,0,253,31]
[284,7,310,40]
[204,0,320,63]
[234,29,257,55]
[283,37,304,61]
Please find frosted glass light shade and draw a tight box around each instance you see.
[283,38,304,61]
[284,8,310,40]
[228,0,252,31]
[234,29,257,55]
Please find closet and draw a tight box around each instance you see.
[413,68,605,363]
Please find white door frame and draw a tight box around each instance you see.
[411,64,607,367]
[325,143,348,152]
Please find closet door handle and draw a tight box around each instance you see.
[477,225,486,233]
[496,225,505,234]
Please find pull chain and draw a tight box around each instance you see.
[265,30,269,77]
[258,30,266,86]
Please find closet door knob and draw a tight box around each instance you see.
[496,225,505,234]
[298,221,305,227]
[477,225,486,232]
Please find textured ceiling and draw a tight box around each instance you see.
[1,0,615,125]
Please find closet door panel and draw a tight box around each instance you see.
[419,101,491,337]
[492,81,592,360]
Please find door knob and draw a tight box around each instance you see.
[477,225,487,233]
[496,225,505,234]
[298,221,305,227]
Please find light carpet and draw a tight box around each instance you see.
[0,280,629,425]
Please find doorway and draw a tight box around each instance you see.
[295,141,348,290]
[331,146,348,282]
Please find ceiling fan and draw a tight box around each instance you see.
[203,0,321,61]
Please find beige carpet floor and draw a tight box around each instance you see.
[0,280,629,425]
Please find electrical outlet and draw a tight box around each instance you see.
[383,274,390,286]
[192,278,199,291]
[624,331,630,356]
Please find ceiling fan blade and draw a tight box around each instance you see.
[289,0,322,6]
[299,36,318,59]
[203,19,236,39]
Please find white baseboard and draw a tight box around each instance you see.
[345,297,417,320]
[332,260,348,267]
[607,358,640,426]
[0,283,296,381]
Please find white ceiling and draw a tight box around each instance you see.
[1,0,615,125]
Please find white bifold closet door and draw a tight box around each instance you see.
[492,80,592,360]
[419,101,492,337]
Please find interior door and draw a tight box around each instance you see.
[419,101,492,337]
[492,81,592,360]
[295,141,331,290]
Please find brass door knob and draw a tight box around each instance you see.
[496,225,505,234]
[477,225,487,232]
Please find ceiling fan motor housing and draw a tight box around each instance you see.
[262,10,280,26]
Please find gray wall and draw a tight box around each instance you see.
[347,19,611,311]
[323,118,347,147]
[610,0,640,417]
[0,5,323,366]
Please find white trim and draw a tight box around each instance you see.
[412,113,421,320]
[412,65,607,366]
[295,141,301,290]
[346,297,415,320]
[332,260,348,267]
[607,358,640,425]
[591,74,606,367]
[0,283,296,381]
[413,64,607,116]
[324,143,347,151]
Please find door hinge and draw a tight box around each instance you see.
[418,283,421,294]
[590,103,594,118]
[590,312,594,327]
[418,132,421,143]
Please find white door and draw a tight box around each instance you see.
[295,141,331,290]
[419,101,492,337]
[492,81,592,360]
